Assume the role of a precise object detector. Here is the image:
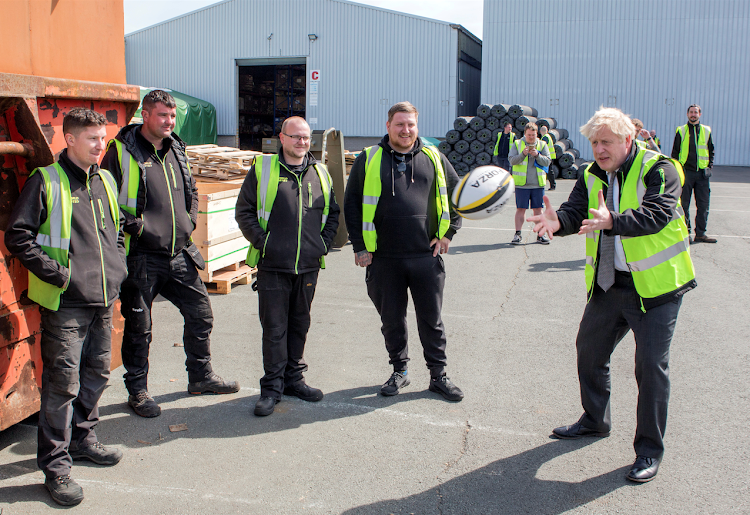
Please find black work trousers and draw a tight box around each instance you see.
[257,269,318,399]
[576,272,682,459]
[366,254,448,377]
[120,250,213,395]
[681,169,711,237]
[38,305,113,478]
[547,169,556,189]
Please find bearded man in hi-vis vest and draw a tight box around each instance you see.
[528,107,696,483]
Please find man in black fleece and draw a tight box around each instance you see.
[236,116,339,416]
[344,102,464,402]
[100,90,238,419]
[5,109,128,506]
[529,107,696,483]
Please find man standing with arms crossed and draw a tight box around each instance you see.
[344,102,464,402]
[236,117,339,417]
[529,107,696,483]
[5,109,127,505]
[101,90,238,418]
[671,104,716,243]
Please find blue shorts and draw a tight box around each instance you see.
[515,188,544,209]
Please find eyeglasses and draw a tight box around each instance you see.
[394,155,406,173]
[283,133,311,143]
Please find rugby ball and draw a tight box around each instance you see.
[451,166,514,220]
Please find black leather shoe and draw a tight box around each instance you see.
[552,420,610,439]
[70,441,123,466]
[626,455,661,483]
[128,391,161,418]
[283,382,324,402]
[45,475,84,506]
[188,372,240,394]
[254,396,279,416]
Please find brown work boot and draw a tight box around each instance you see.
[693,234,717,243]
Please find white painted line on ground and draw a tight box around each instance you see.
[239,387,539,437]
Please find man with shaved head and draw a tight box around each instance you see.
[236,117,340,417]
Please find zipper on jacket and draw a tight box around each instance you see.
[262,231,270,257]
[97,198,106,230]
[169,163,178,188]
[308,182,312,207]
[154,152,177,256]
[294,173,303,274]
[87,177,109,307]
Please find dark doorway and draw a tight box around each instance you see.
[238,63,306,151]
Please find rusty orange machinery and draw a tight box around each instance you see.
[0,72,140,430]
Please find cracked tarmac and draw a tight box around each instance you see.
[1,166,748,514]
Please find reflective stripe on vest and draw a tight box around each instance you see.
[361,146,450,253]
[583,149,695,304]
[109,139,141,254]
[511,139,546,187]
[677,124,711,169]
[29,163,120,311]
[245,154,332,268]
[493,132,515,156]
[542,134,556,160]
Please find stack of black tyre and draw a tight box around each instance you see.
[438,103,590,178]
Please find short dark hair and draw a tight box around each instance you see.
[62,108,106,136]
[388,101,418,123]
[142,89,177,111]
[524,122,538,133]
[687,104,701,114]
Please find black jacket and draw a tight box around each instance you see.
[4,151,128,308]
[100,124,199,260]
[235,151,340,274]
[670,123,714,172]
[555,144,696,308]
[344,136,461,258]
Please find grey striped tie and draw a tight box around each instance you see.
[597,172,616,292]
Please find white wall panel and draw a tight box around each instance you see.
[481,0,749,165]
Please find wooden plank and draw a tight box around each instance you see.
[204,265,257,294]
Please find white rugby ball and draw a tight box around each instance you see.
[451,166,514,220]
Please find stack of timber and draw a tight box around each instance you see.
[194,181,255,293]
[438,104,589,178]
[186,144,263,181]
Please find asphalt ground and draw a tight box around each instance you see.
[1,166,748,514]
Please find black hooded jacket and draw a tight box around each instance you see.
[4,150,128,308]
[235,150,340,274]
[344,136,461,258]
[100,124,199,260]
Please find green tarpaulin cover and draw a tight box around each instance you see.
[132,87,217,146]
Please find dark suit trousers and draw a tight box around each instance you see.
[576,272,682,458]
[257,270,318,398]
[366,254,448,377]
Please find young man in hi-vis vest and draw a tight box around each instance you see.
[344,102,464,402]
[5,109,128,506]
[528,107,696,483]
[236,117,340,417]
[100,90,239,419]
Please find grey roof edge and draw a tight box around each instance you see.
[125,0,482,41]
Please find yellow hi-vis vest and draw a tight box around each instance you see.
[362,146,450,253]
[542,134,556,160]
[511,139,547,187]
[245,154,332,269]
[582,148,695,309]
[676,124,711,169]
[493,132,515,156]
[29,162,120,311]
[108,139,142,255]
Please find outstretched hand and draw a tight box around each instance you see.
[578,190,613,235]
[527,195,560,239]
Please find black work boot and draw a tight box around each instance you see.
[45,474,84,506]
[70,441,123,466]
[188,372,240,394]
[283,382,324,402]
[128,391,161,418]
[254,396,279,417]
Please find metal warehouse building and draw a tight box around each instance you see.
[481,0,750,166]
[125,0,481,151]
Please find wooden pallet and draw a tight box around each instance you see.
[203,263,256,294]
[187,144,270,181]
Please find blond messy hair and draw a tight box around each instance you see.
[580,107,635,142]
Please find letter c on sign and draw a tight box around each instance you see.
[311,71,320,81]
